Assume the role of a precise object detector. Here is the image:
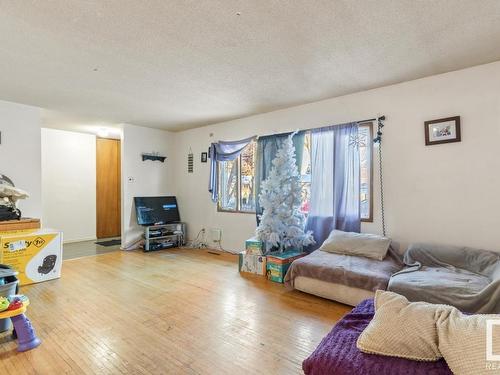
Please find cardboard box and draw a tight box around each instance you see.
[266,262,292,283]
[0,228,63,285]
[245,237,264,255]
[266,250,306,283]
[0,218,40,232]
[238,251,267,275]
[266,250,305,264]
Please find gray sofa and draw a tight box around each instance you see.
[388,243,500,313]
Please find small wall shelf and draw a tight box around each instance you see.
[141,153,166,162]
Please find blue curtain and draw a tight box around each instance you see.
[208,136,256,202]
[255,132,305,224]
[305,123,360,251]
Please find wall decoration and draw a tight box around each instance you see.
[141,152,166,162]
[201,152,208,163]
[188,150,194,173]
[424,116,461,146]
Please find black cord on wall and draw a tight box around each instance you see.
[373,116,387,237]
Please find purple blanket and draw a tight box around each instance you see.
[303,299,452,375]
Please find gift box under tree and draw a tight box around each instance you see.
[266,250,306,283]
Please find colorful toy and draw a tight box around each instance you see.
[8,294,29,303]
[0,296,9,312]
[7,298,23,311]
[0,295,41,352]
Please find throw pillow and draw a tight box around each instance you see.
[437,308,500,375]
[319,230,391,260]
[357,290,452,361]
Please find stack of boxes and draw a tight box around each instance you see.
[239,237,306,283]
[238,237,266,275]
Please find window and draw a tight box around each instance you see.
[218,141,256,213]
[217,125,372,220]
[297,123,372,221]
[299,132,312,215]
[358,123,373,222]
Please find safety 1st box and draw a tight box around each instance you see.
[0,228,63,285]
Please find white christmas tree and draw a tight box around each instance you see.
[256,133,315,252]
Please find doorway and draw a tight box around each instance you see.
[96,138,121,239]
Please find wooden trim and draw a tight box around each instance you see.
[217,208,256,215]
[360,122,374,223]
[424,116,461,146]
[0,218,40,232]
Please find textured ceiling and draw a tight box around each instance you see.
[1,1,500,131]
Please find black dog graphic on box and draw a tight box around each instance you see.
[38,255,57,275]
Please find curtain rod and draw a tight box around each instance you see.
[358,115,385,124]
[257,115,386,140]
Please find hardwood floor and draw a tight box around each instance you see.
[0,248,350,374]
[63,239,121,260]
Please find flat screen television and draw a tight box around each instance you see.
[134,196,180,226]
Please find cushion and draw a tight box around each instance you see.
[303,298,453,375]
[389,266,491,298]
[356,290,452,361]
[284,249,403,292]
[319,230,391,260]
[437,308,500,375]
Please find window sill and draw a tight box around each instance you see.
[217,208,256,215]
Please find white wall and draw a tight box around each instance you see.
[172,61,500,253]
[41,128,96,242]
[121,123,175,247]
[0,100,41,218]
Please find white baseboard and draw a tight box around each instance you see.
[121,236,143,251]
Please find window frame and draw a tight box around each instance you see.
[216,124,374,220]
[216,144,256,214]
[359,122,374,223]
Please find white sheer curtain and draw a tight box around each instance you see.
[309,129,335,216]
[305,123,361,250]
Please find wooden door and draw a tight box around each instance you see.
[96,138,121,238]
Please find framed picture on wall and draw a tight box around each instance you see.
[424,116,461,146]
[201,152,208,163]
